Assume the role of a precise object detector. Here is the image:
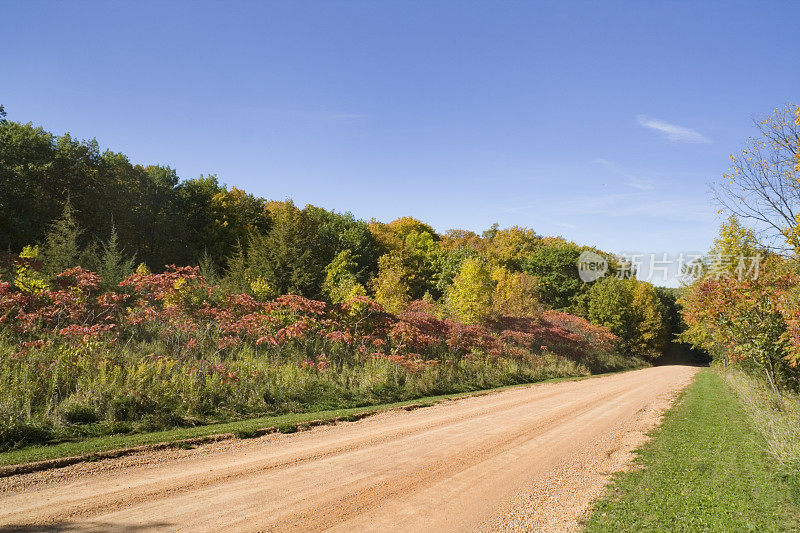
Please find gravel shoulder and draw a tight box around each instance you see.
[0,365,698,532]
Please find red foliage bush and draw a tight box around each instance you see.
[0,261,620,369]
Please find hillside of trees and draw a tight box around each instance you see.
[0,108,678,449]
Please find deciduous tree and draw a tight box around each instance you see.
[446,257,494,324]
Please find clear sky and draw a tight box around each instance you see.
[3,0,799,274]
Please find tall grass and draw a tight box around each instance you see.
[0,336,607,450]
[720,367,800,490]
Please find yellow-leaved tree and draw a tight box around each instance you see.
[630,282,668,361]
[371,254,410,314]
[446,257,494,324]
[491,267,541,319]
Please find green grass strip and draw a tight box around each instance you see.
[583,368,800,532]
[0,372,613,469]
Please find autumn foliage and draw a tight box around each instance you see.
[0,111,664,450]
[0,260,636,449]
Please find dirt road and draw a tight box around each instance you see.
[0,365,698,532]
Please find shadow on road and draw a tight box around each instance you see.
[654,342,711,367]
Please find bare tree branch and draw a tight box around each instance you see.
[712,103,800,255]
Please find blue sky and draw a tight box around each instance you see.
[3,1,799,277]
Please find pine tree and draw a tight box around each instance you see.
[97,225,135,291]
[198,249,218,286]
[222,240,250,294]
[40,201,82,277]
[248,202,320,296]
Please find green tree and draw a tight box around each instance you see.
[40,202,82,277]
[400,230,442,299]
[435,246,478,296]
[0,120,59,251]
[197,249,219,286]
[222,241,250,294]
[307,207,381,286]
[587,277,668,360]
[323,250,366,304]
[587,276,635,346]
[523,242,587,311]
[245,201,320,296]
[95,225,135,291]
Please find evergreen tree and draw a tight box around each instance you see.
[198,249,219,286]
[222,240,250,294]
[40,201,82,277]
[248,202,320,296]
[96,225,135,291]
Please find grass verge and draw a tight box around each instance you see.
[0,371,617,470]
[583,368,800,532]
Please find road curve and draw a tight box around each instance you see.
[0,365,698,532]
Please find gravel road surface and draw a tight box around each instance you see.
[0,365,698,532]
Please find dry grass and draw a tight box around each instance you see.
[720,367,800,487]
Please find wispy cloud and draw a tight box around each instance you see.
[594,158,654,191]
[636,115,711,144]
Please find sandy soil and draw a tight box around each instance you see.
[0,365,698,532]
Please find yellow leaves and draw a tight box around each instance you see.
[484,226,540,270]
[371,254,409,314]
[164,277,188,308]
[446,257,493,324]
[249,276,273,300]
[711,216,759,261]
[491,267,541,319]
[14,245,49,294]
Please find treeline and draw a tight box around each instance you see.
[0,109,678,359]
[0,106,270,268]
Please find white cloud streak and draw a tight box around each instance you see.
[594,158,655,191]
[636,115,711,144]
